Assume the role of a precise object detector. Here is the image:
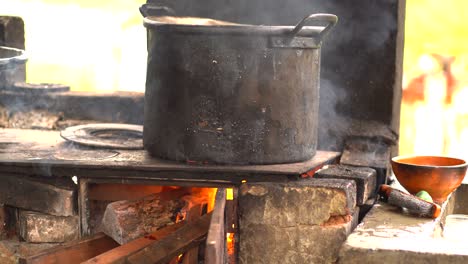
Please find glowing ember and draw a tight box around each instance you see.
[175,211,185,223]
[189,187,217,212]
[226,232,235,256]
[177,253,184,261]
[226,188,234,200]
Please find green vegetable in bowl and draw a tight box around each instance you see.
[415,190,433,203]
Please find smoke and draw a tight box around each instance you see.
[317,78,349,151]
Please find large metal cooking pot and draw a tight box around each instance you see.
[142,8,337,164]
[0,46,27,89]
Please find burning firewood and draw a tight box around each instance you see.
[84,197,210,264]
[22,233,119,264]
[101,191,187,245]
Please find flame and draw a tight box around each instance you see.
[226,188,234,200]
[188,187,217,213]
[226,232,235,256]
[205,188,218,212]
[177,254,184,261]
[175,211,185,223]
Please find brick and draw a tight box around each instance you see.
[239,179,356,227]
[19,211,79,243]
[240,210,359,264]
[0,240,17,264]
[239,179,358,264]
[315,164,377,205]
[0,174,76,216]
[101,193,187,245]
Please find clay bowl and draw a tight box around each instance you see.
[391,155,468,204]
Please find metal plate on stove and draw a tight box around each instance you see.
[60,123,143,150]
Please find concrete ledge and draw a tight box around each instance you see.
[0,91,144,124]
[338,183,468,264]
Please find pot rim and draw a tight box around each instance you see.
[143,17,325,37]
[0,46,28,69]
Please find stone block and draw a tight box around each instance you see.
[240,210,359,264]
[0,174,76,216]
[315,164,377,205]
[19,211,79,243]
[239,179,358,264]
[239,179,356,227]
[101,193,187,245]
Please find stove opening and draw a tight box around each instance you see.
[81,183,238,263]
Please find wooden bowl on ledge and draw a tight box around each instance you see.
[391,155,468,204]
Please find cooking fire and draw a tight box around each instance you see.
[1,0,468,263]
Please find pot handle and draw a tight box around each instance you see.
[291,14,338,41]
[139,3,175,17]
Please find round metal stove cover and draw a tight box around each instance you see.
[60,123,143,150]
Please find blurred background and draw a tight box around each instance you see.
[1,0,147,92]
[1,0,468,158]
[401,0,468,160]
